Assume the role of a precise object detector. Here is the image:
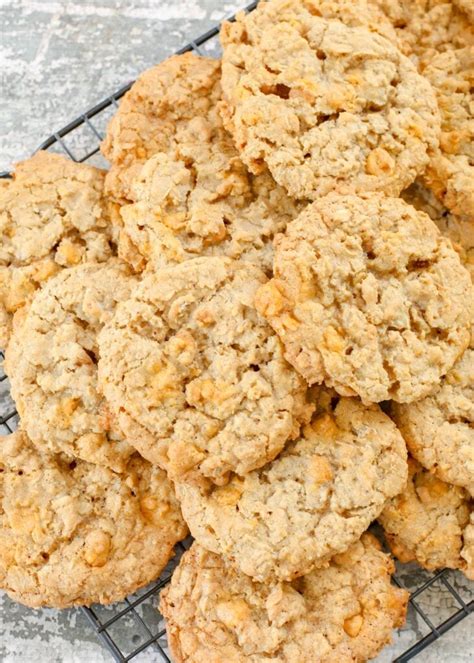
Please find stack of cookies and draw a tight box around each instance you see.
[1,0,473,660]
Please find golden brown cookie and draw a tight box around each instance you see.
[453,0,474,20]
[0,430,187,608]
[392,335,474,496]
[160,536,408,663]
[98,257,313,488]
[176,396,408,582]
[422,47,474,221]
[370,0,474,70]
[5,261,137,472]
[256,192,473,403]
[101,53,221,202]
[0,151,115,347]
[379,458,473,578]
[106,51,301,275]
[220,2,440,200]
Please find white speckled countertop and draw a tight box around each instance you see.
[1,1,473,661]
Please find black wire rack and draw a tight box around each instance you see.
[1,2,473,661]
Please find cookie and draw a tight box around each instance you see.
[97,257,313,488]
[0,151,115,347]
[256,192,473,403]
[422,47,474,221]
[453,0,474,20]
[402,181,474,279]
[5,261,137,472]
[462,512,474,574]
[371,0,474,70]
[119,138,302,276]
[176,396,408,582]
[226,0,401,43]
[379,458,473,578]
[392,335,474,495]
[160,536,408,663]
[0,430,187,608]
[220,2,440,200]
[101,53,221,202]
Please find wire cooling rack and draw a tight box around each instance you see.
[1,2,473,661]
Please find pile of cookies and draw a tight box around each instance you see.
[1,0,473,660]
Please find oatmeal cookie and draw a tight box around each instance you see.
[98,257,312,488]
[379,458,473,578]
[0,151,115,347]
[392,335,474,495]
[107,50,301,274]
[101,53,221,202]
[220,3,440,200]
[256,192,473,403]
[453,0,474,20]
[422,47,474,221]
[402,181,474,278]
[5,261,136,472]
[176,396,407,582]
[370,0,474,70]
[0,430,187,608]
[160,536,408,663]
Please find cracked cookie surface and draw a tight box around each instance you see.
[256,192,473,403]
[160,535,408,663]
[379,458,473,578]
[392,335,474,496]
[176,396,407,582]
[0,430,187,608]
[422,47,474,221]
[0,151,115,347]
[98,257,313,488]
[220,3,440,200]
[370,0,474,70]
[101,53,222,202]
[5,261,136,472]
[119,132,301,276]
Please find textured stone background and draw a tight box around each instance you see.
[1,1,473,661]
[0,0,241,172]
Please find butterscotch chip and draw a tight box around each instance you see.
[5,262,137,472]
[0,151,115,346]
[176,397,407,582]
[0,430,187,608]
[256,192,473,403]
[370,0,474,70]
[220,1,440,200]
[101,53,222,202]
[160,535,408,663]
[97,257,313,488]
[379,458,473,578]
[422,47,474,221]
[392,335,474,496]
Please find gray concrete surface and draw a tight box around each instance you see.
[1,1,473,661]
[0,0,241,172]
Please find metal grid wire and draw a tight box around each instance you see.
[1,2,473,661]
